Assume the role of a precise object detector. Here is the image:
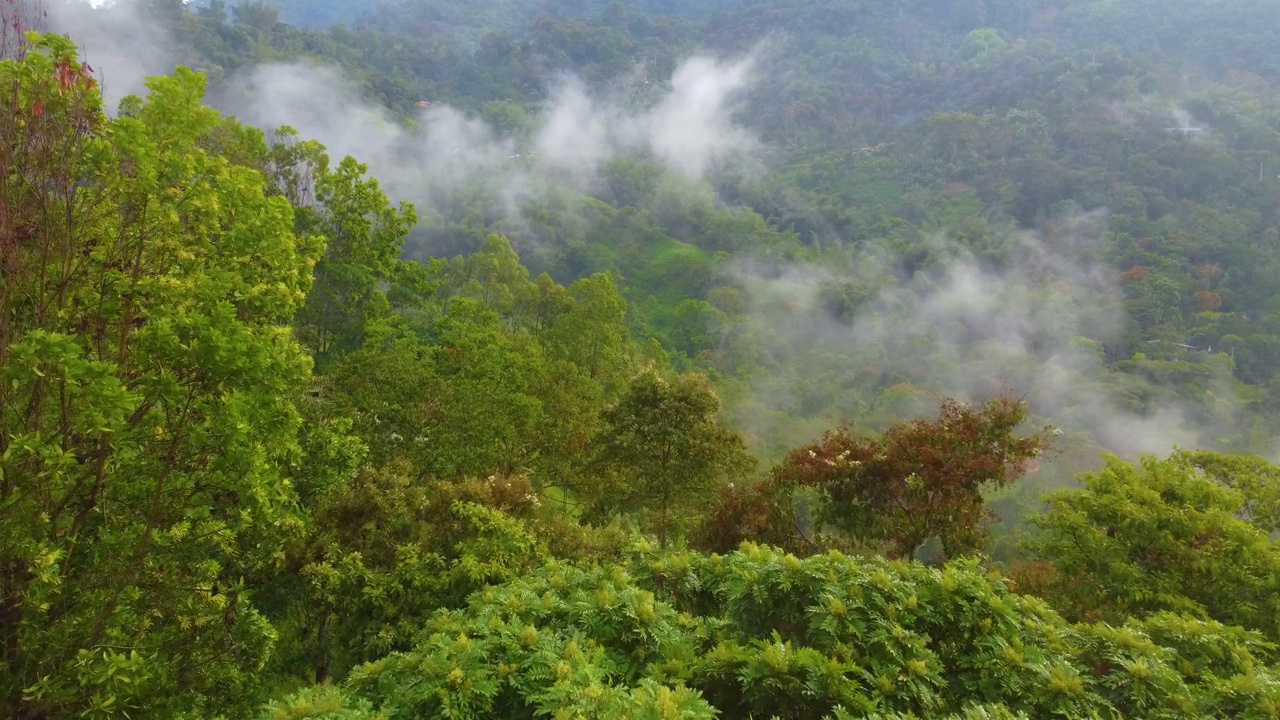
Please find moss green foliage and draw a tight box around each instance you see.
[267,467,557,683]
[292,152,418,367]
[586,368,756,546]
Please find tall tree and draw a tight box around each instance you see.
[419,297,547,479]
[589,368,754,547]
[293,153,417,367]
[0,38,321,718]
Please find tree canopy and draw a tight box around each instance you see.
[1,33,320,718]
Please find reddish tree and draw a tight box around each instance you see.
[692,480,799,555]
[1118,266,1149,283]
[1193,290,1223,312]
[1192,264,1225,286]
[773,396,1050,560]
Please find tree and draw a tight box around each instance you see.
[1027,453,1280,643]
[773,396,1049,560]
[232,0,281,35]
[1170,449,1280,533]
[963,28,1006,57]
[926,112,985,168]
[419,298,547,479]
[316,299,547,483]
[197,0,229,24]
[265,461,552,684]
[527,274,634,490]
[445,234,539,326]
[0,38,321,718]
[542,273,631,392]
[293,154,417,367]
[315,231,633,490]
[320,338,436,467]
[589,368,754,547]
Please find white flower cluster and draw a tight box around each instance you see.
[809,448,863,468]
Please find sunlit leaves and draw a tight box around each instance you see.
[0,36,319,719]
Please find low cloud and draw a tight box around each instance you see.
[222,52,760,197]
[47,0,179,109]
[727,209,1223,464]
[635,55,758,176]
[47,0,762,237]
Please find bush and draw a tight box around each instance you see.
[265,544,1280,719]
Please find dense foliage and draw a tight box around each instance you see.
[263,545,1280,720]
[4,0,1280,717]
[0,34,320,718]
[1026,453,1280,642]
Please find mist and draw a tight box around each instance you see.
[47,0,182,108]
[233,57,754,183]
[45,0,760,232]
[724,208,1225,468]
[42,0,1245,472]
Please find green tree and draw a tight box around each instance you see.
[589,368,754,547]
[267,461,552,684]
[320,247,633,490]
[324,298,546,482]
[445,234,539,325]
[542,273,632,392]
[1027,453,1280,642]
[1171,449,1280,533]
[527,274,634,492]
[320,338,436,466]
[232,0,281,35]
[0,38,321,718]
[293,154,417,366]
[425,297,547,479]
[963,28,1006,57]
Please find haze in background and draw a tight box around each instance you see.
[45,0,1237,475]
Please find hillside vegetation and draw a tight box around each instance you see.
[4,0,1280,717]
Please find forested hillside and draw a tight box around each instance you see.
[4,0,1280,717]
